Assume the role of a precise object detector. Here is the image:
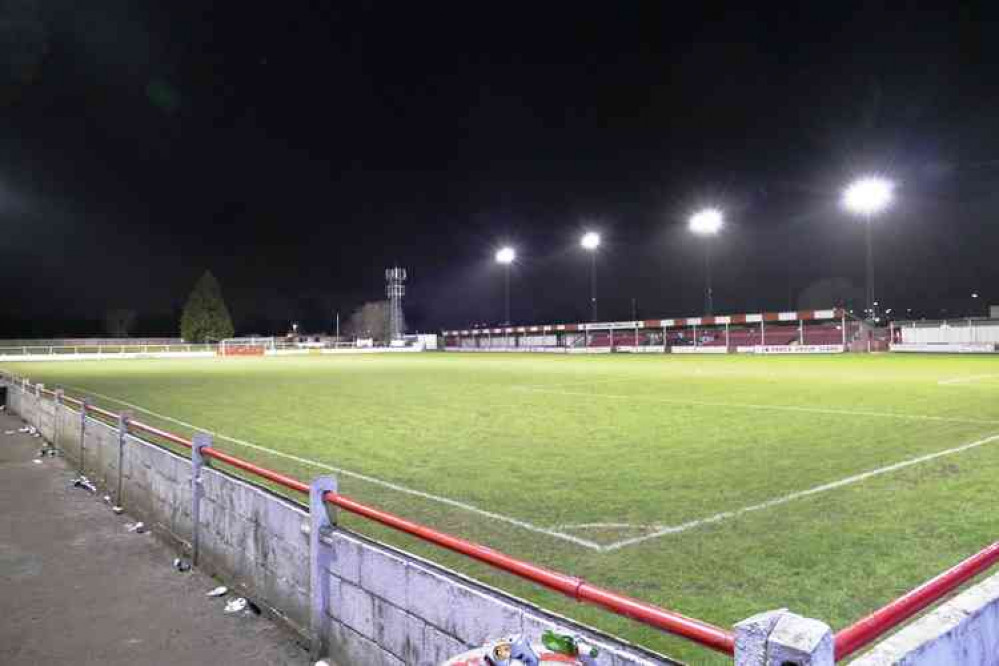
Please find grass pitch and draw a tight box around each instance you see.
[4,352,999,663]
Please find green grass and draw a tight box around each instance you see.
[4,352,999,664]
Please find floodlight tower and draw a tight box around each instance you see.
[385,267,407,341]
[581,231,600,321]
[688,208,723,315]
[495,247,515,325]
[843,176,893,321]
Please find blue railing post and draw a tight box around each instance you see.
[79,397,91,474]
[191,432,212,566]
[116,411,132,509]
[309,475,338,658]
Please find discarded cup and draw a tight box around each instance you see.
[206,586,228,597]
[173,558,192,572]
[126,521,146,534]
[224,597,248,614]
[111,506,124,514]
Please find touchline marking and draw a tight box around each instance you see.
[938,374,999,386]
[517,387,999,426]
[602,431,999,552]
[60,384,602,551]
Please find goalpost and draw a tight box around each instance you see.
[218,337,276,357]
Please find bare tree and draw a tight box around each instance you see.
[105,309,137,337]
[344,301,405,342]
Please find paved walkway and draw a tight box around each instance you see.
[0,410,313,666]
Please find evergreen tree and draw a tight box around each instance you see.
[180,271,235,342]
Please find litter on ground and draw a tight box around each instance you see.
[224,598,247,614]
[71,476,97,493]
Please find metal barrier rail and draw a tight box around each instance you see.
[9,373,736,656]
[833,540,999,660]
[0,344,217,356]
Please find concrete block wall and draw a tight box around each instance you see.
[3,380,676,666]
[320,530,673,666]
[850,570,999,666]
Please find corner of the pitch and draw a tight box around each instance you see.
[734,608,834,666]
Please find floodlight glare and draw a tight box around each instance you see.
[581,231,600,250]
[495,247,515,264]
[688,208,723,236]
[843,177,893,217]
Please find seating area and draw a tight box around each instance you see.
[448,322,847,351]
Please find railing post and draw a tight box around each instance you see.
[190,432,212,566]
[79,397,91,474]
[116,411,132,508]
[53,389,64,454]
[309,475,338,659]
[35,383,43,436]
[735,609,833,666]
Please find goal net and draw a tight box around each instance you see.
[218,337,275,356]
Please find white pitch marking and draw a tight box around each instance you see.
[556,522,658,530]
[517,387,999,426]
[602,431,999,551]
[938,374,999,386]
[60,383,603,551]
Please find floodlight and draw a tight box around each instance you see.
[495,247,515,264]
[581,231,600,250]
[972,292,979,299]
[843,177,893,217]
[688,208,723,236]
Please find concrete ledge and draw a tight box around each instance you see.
[850,571,999,666]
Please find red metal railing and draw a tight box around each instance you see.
[4,374,735,656]
[834,540,999,660]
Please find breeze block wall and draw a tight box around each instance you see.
[849,571,999,666]
[3,379,675,666]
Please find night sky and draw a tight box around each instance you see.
[2,2,997,337]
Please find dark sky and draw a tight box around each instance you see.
[1,2,997,336]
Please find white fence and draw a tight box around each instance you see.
[0,344,218,362]
[898,320,999,346]
[0,342,431,362]
[891,343,996,354]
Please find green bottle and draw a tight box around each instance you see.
[541,629,578,655]
[541,629,599,659]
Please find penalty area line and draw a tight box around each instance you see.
[602,431,999,552]
[60,383,603,552]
